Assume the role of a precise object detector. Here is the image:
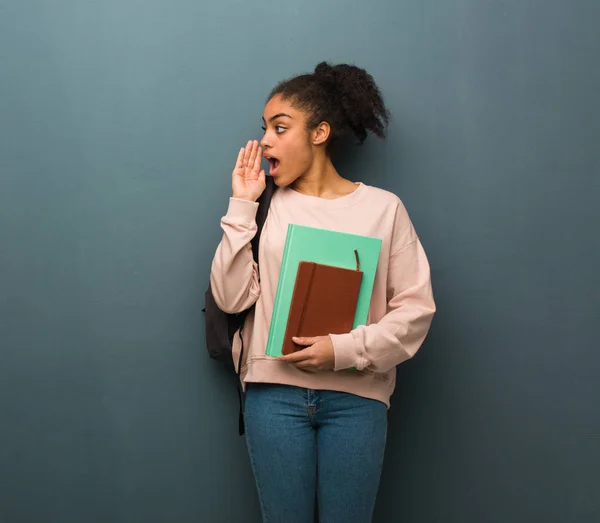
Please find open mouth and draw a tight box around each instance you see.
[265,156,281,175]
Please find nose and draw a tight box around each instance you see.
[260,131,272,150]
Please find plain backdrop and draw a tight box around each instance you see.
[1,1,599,522]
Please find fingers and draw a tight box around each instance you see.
[278,336,334,373]
[279,351,320,372]
[252,145,263,173]
[292,336,318,346]
[276,338,317,362]
[247,140,259,169]
[239,140,262,174]
[278,349,311,363]
[235,147,244,171]
[242,140,253,167]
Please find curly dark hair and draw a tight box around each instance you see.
[268,62,390,150]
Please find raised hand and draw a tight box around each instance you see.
[232,140,266,202]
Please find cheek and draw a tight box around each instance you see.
[275,131,314,184]
[278,147,312,186]
[288,137,313,168]
[293,144,312,165]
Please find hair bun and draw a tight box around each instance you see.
[314,62,338,85]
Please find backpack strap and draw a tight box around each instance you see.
[251,175,276,263]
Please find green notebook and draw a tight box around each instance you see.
[265,224,382,358]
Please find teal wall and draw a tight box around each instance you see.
[1,1,598,521]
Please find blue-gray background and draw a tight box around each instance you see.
[1,1,598,522]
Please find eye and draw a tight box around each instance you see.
[261,124,287,134]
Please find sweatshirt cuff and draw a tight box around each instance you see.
[330,333,368,371]
[226,197,259,223]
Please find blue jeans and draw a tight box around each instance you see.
[244,383,388,523]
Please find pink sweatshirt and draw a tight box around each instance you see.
[210,182,436,407]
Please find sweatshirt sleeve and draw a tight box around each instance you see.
[329,203,436,373]
[209,197,262,314]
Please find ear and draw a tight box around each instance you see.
[311,121,331,146]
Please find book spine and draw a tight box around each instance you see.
[265,224,294,357]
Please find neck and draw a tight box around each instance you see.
[291,154,356,199]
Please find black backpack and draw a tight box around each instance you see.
[203,176,276,435]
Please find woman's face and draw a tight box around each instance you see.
[260,94,316,187]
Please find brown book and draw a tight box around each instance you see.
[282,257,363,355]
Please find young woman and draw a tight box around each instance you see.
[210,62,436,523]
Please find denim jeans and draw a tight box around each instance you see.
[244,383,388,523]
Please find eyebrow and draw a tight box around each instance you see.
[262,113,293,123]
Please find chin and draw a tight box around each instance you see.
[271,175,291,188]
[269,175,282,186]
[271,172,301,188]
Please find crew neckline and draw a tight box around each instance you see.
[279,182,368,210]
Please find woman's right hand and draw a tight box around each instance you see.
[232,140,266,202]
